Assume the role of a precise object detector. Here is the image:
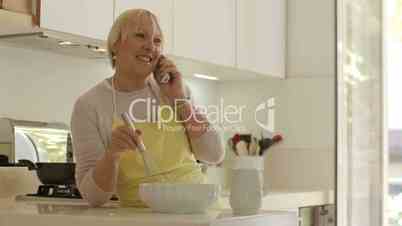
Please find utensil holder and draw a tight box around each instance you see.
[229,156,264,216]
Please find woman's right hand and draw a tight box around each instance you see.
[106,125,142,161]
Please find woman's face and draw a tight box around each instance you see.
[115,15,163,78]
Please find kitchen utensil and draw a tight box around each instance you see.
[255,139,261,156]
[121,112,158,176]
[239,134,252,144]
[227,138,238,156]
[258,134,283,156]
[249,137,259,156]
[239,134,252,151]
[258,138,273,156]
[228,134,241,156]
[18,159,75,185]
[139,183,220,214]
[0,154,9,165]
[235,141,248,156]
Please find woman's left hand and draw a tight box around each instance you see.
[154,55,186,103]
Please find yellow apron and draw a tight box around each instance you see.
[112,103,206,207]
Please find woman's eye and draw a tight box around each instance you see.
[154,38,162,44]
[134,33,145,38]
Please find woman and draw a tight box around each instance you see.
[71,9,224,207]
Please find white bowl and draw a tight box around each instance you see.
[139,183,220,214]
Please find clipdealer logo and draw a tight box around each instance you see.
[126,97,275,132]
[128,98,246,127]
[254,97,276,132]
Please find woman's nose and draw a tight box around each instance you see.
[143,39,156,51]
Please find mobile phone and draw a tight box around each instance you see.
[159,73,171,84]
[154,56,171,84]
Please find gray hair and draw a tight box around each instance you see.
[106,9,164,68]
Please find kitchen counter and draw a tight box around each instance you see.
[220,190,334,211]
[0,198,297,226]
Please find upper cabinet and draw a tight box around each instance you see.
[173,0,236,68]
[39,0,285,78]
[115,0,174,54]
[40,0,114,40]
[237,0,286,78]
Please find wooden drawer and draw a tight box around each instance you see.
[2,0,32,14]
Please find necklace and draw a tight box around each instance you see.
[111,76,118,117]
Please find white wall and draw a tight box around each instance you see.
[0,45,112,125]
[185,77,219,108]
[270,0,335,191]
[0,45,219,126]
[218,77,334,148]
[218,0,336,191]
[218,76,335,191]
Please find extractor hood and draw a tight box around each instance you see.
[0,9,108,59]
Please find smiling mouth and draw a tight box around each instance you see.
[136,55,153,64]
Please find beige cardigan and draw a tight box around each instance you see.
[70,76,224,206]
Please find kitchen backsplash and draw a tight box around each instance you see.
[0,45,219,125]
[217,76,335,191]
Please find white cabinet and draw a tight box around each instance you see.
[237,0,286,78]
[39,0,285,78]
[287,0,335,77]
[40,0,113,40]
[173,0,236,67]
[115,0,174,54]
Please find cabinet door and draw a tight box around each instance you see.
[40,0,114,40]
[115,0,174,54]
[237,0,286,78]
[287,0,334,77]
[173,0,236,67]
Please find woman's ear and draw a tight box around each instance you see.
[112,36,122,56]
